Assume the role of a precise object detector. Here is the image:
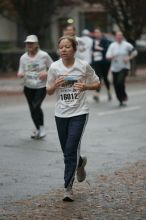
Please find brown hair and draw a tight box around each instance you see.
[58,36,78,51]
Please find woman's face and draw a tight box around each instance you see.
[59,39,76,60]
[26,42,38,53]
[65,26,75,37]
[94,29,102,39]
[116,32,124,43]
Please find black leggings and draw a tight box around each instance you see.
[92,61,111,92]
[112,69,128,103]
[24,87,46,129]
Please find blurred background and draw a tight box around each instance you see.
[0,0,146,74]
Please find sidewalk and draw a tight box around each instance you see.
[0,68,146,95]
[0,77,23,95]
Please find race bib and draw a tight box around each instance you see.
[25,72,40,86]
[59,75,81,107]
[25,62,40,86]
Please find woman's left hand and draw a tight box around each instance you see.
[74,82,86,92]
[39,71,47,80]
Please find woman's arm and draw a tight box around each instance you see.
[17,57,25,78]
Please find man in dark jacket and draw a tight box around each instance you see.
[92,28,112,101]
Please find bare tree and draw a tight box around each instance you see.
[2,0,146,47]
[3,0,60,47]
[85,0,146,75]
[0,0,81,47]
[85,0,146,44]
[105,0,146,45]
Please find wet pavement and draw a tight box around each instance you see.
[0,70,146,219]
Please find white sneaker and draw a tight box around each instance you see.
[31,129,39,139]
[63,188,74,202]
[77,156,87,182]
[37,126,46,139]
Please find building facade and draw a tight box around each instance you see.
[0,15,17,47]
[0,2,113,50]
[51,2,112,49]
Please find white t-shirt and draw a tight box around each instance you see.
[18,50,53,88]
[80,36,93,64]
[47,58,99,118]
[75,36,86,60]
[106,40,134,72]
[93,40,103,61]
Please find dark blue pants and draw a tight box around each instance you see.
[55,114,88,189]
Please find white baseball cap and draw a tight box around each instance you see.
[24,35,38,43]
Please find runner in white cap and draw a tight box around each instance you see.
[17,35,53,139]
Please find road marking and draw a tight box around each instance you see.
[97,106,142,116]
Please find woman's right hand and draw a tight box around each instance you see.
[47,74,68,95]
[54,76,64,89]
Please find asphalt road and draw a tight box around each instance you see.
[0,81,146,207]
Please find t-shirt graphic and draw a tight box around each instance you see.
[59,75,81,107]
[25,62,40,86]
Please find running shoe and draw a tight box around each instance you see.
[76,156,87,182]
[37,126,46,139]
[31,129,39,139]
[119,102,127,107]
[93,95,100,102]
[63,188,74,202]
